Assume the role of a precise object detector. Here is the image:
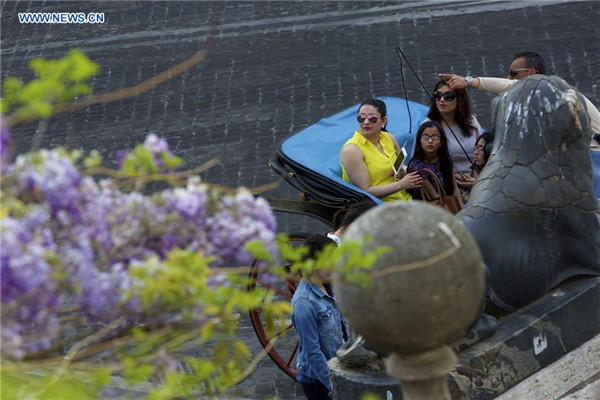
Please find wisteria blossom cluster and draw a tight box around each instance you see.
[1,122,10,173]
[115,132,182,174]
[0,132,277,360]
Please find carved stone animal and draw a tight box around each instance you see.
[458,75,600,310]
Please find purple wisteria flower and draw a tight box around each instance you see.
[115,149,127,168]
[143,133,169,155]
[207,189,277,267]
[12,150,83,218]
[143,133,175,171]
[1,134,278,360]
[1,215,61,359]
[115,133,178,172]
[0,120,11,173]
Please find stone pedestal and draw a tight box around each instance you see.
[329,276,600,399]
[385,347,456,400]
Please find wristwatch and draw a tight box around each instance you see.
[465,75,474,88]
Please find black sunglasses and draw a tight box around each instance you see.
[509,68,530,77]
[433,90,457,101]
[357,113,379,124]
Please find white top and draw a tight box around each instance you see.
[326,232,342,246]
[478,77,600,149]
[444,119,482,176]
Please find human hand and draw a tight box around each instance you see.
[457,173,475,191]
[459,172,476,183]
[394,168,407,181]
[398,172,423,191]
[439,73,467,90]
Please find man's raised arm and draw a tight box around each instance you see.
[439,73,515,94]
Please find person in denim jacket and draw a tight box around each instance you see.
[292,235,348,400]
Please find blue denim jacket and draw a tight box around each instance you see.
[291,279,347,391]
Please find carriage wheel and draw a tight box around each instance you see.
[247,233,309,379]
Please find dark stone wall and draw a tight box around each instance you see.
[3,1,599,235]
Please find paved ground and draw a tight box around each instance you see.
[2,1,599,399]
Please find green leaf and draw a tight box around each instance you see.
[123,357,155,385]
[0,367,100,399]
[83,150,103,168]
[1,77,23,113]
[245,240,274,263]
[92,367,111,388]
[3,49,98,119]
[66,48,100,81]
[161,152,183,169]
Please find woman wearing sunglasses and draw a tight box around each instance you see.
[406,121,461,203]
[341,99,423,202]
[426,80,483,193]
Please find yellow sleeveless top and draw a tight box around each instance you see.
[341,131,412,202]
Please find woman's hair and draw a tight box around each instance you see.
[427,79,475,138]
[359,99,387,118]
[413,120,455,195]
[475,130,495,168]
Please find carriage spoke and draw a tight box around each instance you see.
[266,323,294,342]
[287,341,299,367]
[286,281,299,292]
[254,278,293,299]
[247,233,307,379]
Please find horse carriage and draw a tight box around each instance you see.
[247,95,600,379]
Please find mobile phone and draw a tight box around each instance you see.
[392,146,408,175]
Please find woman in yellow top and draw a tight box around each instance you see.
[341,99,423,202]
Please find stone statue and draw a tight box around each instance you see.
[459,75,600,311]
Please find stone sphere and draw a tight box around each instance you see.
[334,201,485,355]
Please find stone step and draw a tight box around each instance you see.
[497,334,600,400]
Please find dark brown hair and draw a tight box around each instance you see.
[358,99,387,118]
[514,51,545,74]
[427,79,475,138]
[412,121,455,195]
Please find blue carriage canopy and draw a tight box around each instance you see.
[275,97,600,203]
